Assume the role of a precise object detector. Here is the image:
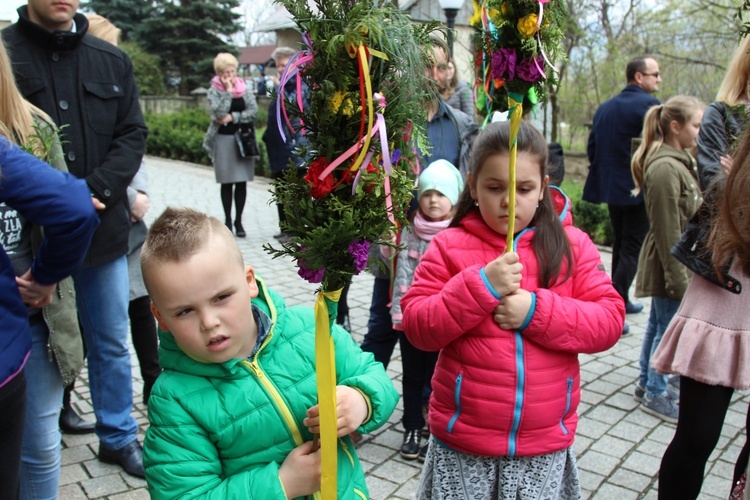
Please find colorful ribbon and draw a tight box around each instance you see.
[506,91,524,251]
[275,51,313,143]
[314,287,343,500]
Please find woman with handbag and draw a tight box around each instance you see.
[654,36,750,499]
[202,52,258,237]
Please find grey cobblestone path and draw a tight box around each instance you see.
[58,156,749,499]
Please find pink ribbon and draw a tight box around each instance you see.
[275,52,313,142]
[318,112,389,180]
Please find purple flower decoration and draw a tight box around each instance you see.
[348,240,371,274]
[491,48,517,81]
[516,56,544,83]
[298,263,325,283]
[296,246,325,283]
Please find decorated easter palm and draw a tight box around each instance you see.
[264,1,441,496]
[472,0,566,246]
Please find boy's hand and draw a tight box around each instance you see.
[278,441,321,499]
[492,289,532,330]
[304,386,369,437]
[484,252,523,298]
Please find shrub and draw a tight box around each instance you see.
[145,109,211,165]
[559,180,613,246]
[145,109,272,176]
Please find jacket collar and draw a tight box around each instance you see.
[621,84,652,96]
[648,144,695,171]
[16,5,88,51]
[459,186,572,246]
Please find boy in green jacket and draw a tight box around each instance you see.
[140,207,399,499]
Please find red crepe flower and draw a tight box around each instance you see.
[305,157,335,198]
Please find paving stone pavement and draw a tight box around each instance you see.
[58,156,750,499]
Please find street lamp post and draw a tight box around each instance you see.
[438,0,465,58]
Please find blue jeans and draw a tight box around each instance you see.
[20,317,63,500]
[73,256,138,450]
[638,296,680,398]
[360,277,399,369]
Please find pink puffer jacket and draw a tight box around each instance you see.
[401,188,624,457]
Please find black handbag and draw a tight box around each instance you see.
[235,123,260,158]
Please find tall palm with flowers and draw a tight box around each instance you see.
[264,0,441,497]
[471,0,566,246]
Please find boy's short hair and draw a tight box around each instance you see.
[141,208,244,288]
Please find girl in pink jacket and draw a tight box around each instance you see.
[401,121,625,499]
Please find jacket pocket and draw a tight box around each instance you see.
[16,77,47,99]
[559,377,573,435]
[446,373,463,434]
[83,81,123,137]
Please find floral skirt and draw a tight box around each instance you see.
[417,437,581,500]
[651,270,750,390]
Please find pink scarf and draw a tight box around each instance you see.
[413,210,451,241]
[210,75,246,98]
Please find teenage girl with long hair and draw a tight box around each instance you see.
[629,96,704,423]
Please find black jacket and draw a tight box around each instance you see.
[3,7,148,267]
[670,101,743,293]
[262,79,308,173]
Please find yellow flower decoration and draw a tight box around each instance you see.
[517,13,539,38]
[469,0,482,27]
[489,8,502,24]
[328,91,358,117]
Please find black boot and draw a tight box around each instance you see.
[234,220,246,238]
[400,429,421,460]
[59,386,95,434]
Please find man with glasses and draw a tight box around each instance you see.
[583,55,662,336]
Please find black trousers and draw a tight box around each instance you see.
[0,371,26,500]
[659,376,750,499]
[399,332,438,431]
[607,202,649,304]
[360,277,399,369]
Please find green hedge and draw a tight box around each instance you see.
[559,180,613,247]
[145,109,270,176]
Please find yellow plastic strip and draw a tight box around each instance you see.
[314,287,342,500]
[506,92,524,252]
[350,46,375,173]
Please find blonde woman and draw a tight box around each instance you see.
[203,52,258,237]
[0,38,99,499]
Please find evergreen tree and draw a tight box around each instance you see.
[136,0,243,96]
[121,42,168,95]
[83,0,150,42]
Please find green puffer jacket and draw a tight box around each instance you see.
[143,278,399,499]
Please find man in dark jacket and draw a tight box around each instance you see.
[262,46,308,243]
[583,55,661,334]
[3,0,148,477]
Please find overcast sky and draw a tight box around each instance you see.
[0,2,19,22]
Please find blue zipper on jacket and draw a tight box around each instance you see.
[447,373,463,433]
[507,228,531,457]
[559,377,573,435]
[506,188,570,455]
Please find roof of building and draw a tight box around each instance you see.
[238,45,276,66]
